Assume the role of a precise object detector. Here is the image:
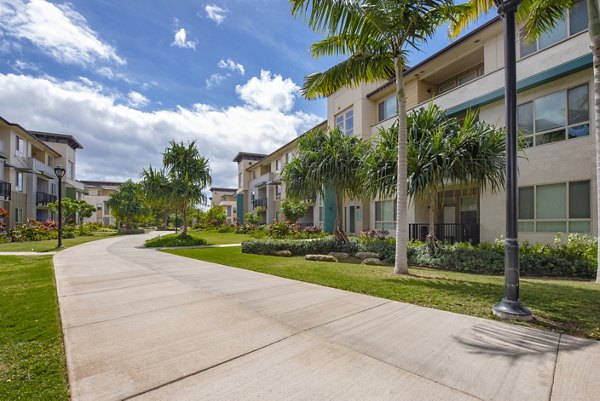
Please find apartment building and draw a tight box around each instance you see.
[0,117,85,230]
[328,0,592,244]
[209,187,237,224]
[229,1,591,244]
[81,180,122,226]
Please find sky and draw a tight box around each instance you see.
[0,0,493,189]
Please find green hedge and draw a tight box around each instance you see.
[242,237,358,256]
[145,234,207,248]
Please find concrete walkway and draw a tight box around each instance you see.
[53,233,600,401]
[0,251,57,255]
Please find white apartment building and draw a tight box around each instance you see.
[209,187,238,224]
[235,1,592,244]
[81,180,122,226]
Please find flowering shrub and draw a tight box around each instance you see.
[360,229,390,241]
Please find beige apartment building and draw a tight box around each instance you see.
[0,116,84,230]
[209,187,238,224]
[81,180,122,226]
[235,1,593,244]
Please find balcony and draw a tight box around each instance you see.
[30,157,56,179]
[0,181,10,200]
[252,198,268,209]
[36,192,57,205]
[409,223,480,244]
[0,139,7,159]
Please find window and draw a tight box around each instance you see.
[50,183,56,195]
[252,170,256,179]
[275,159,281,172]
[518,84,589,147]
[238,172,242,187]
[518,181,590,233]
[285,152,292,164]
[226,206,232,218]
[275,185,282,200]
[520,0,587,58]
[378,96,397,122]
[375,200,396,230]
[438,65,484,94]
[47,155,53,167]
[15,208,23,223]
[16,172,23,192]
[103,202,110,215]
[319,205,323,226]
[15,136,24,157]
[67,161,74,179]
[335,108,354,136]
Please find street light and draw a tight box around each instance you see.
[492,0,532,321]
[54,165,66,249]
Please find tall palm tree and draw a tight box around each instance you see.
[282,127,368,242]
[451,0,600,284]
[140,166,173,229]
[163,140,211,236]
[365,103,506,250]
[291,0,462,274]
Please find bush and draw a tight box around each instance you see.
[217,225,236,233]
[357,237,396,264]
[144,234,208,248]
[242,237,358,256]
[267,221,293,239]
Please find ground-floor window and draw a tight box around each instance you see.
[375,200,396,230]
[15,207,23,223]
[518,180,590,233]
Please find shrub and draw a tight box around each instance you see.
[280,198,307,223]
[144,234,208,248]
[356,237,396,264]
[267,221,293,238]
[242,237,358,256]
[217,225,236,233]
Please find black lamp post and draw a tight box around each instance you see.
[54,165,66,249]
[492,0,532,321]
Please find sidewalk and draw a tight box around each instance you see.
[53,233,599,401]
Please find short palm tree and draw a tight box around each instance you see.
[365,103,506,250]
[106,180,145,229]
[291,0,463,274]
[163,140,211,236]
[282,127,368,242]
[451,0,600,284]
[140,166,173,229]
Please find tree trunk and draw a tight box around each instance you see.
[182,205,188,236]
[393,55,409,275]
[334,188,348,242]
[427,191,437,252]
[590,0,600,283]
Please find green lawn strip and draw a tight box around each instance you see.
[0,256,69,400]
[153,230,254,246]
[0,231,118,252]
[164,246,600,340]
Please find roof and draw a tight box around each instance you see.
[0,115,62,157]
[210,187,237,193]
[232,152,267,163]
[245,120,327,171]
[366,16,501,99]
[30,130,84,150]
[79,180,123,187]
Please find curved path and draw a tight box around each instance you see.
[54,233,599,401]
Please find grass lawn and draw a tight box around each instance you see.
[0,256,69,400]
[0,231,117,252]
[165,246,600,340]
[155,230,254,246]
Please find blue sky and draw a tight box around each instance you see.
[0,0,493,188]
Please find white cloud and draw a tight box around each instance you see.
[127,91,149,108]
[0,0,124,66]
[13,59,38,72]
[218,58,245,75]
[96,67,132,84]
[0,73,321,187]
[172,28,197,50]
[235,70,300,113]
[205,4,226,24]
[205,73,229,88]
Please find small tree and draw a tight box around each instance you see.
[205,205,227,227]
[106,180,145,229]
[245,207,263,225]
[280,198,308,223]
[49,198,95,227]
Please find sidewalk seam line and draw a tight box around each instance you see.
[548,333,562,401]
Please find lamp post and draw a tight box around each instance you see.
[54,165,66,249]
[492,0,532,321]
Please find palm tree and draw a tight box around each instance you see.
[163,140,211,236]
[365,103,506,251]
[140,166,173,229]
[451,0,600,284]
[291,0,462,274]
[282,127,368,242]
[106,180,145,229]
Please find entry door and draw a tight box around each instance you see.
[345,206,356,234]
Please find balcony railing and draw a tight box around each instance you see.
[252,198,268,209]
[0,181,10,200]
[409,223,480,244]
[30,157,55,178]
[36,192,57,205]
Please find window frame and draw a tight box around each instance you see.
[518,180,591,233]
[335,108,354,136]
[374,200,397,230]
[16,172,23,192]
[15,136,25,157]
[377,96,397,122]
